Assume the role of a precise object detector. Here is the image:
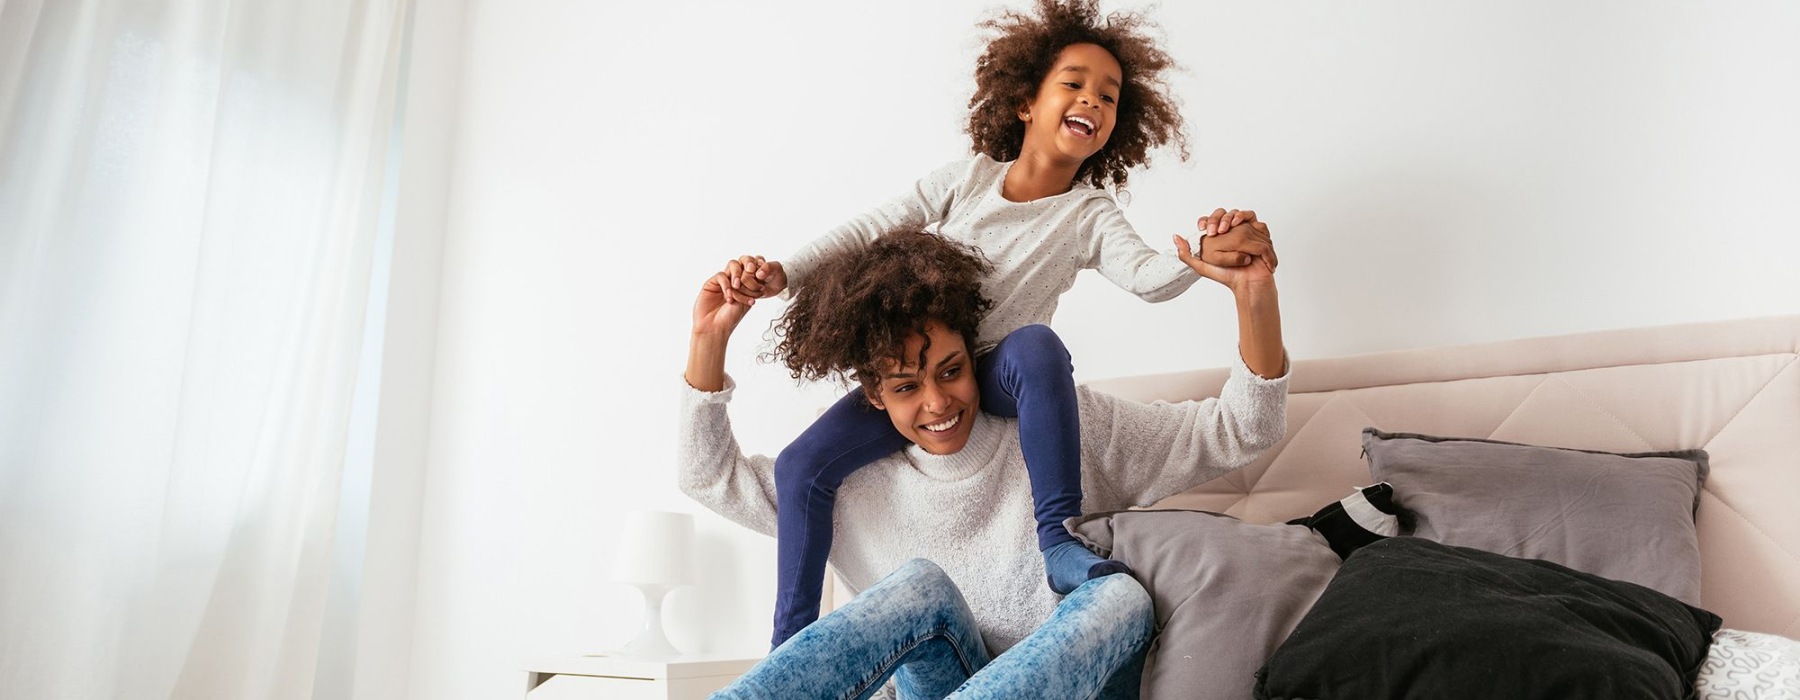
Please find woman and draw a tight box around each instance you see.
[679,227,1287,698]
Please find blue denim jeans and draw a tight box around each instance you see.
[713,559,1151,700]
[770,325,1083,647]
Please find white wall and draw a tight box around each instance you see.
[409,1,1800,697]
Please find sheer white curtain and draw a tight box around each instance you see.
[0,0,413,697]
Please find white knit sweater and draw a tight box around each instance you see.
[781,155,1201,349]
[677,360,1288,652]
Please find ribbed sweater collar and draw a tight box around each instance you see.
[903,412,1008,482]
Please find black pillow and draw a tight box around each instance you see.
[1254,538,1721,700]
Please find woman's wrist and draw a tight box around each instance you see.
[1230,280,1279,314]
[685,332,731,392]
[691,326,733,344]
[1232,280,1285,379]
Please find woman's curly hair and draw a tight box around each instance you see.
[967,0,1188,191]
[768,231,994,396]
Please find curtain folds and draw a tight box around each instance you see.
[0,0,412,697]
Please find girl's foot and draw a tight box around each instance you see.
[1043,540,1134,594]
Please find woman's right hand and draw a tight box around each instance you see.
[687,267,755,392]
[693,269,754,338]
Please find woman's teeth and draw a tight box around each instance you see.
[924,413,961,432]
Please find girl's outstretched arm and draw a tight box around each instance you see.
[778,158,969,295]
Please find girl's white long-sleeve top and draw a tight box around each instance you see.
[781,154,1201,350]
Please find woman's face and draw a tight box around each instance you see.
[866,321,980,455]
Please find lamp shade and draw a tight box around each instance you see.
[610,510,695,587]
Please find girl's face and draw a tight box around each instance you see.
[1018,42,1122,166]
[866,321,980,456]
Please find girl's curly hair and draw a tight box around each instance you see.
[967,0,1188,191]
[768,231,994,396]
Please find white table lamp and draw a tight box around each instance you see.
[611,510,695,659]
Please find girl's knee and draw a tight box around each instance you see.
[773,441,828,485]
[1008,324,1066,351]
[999,325,1072,369]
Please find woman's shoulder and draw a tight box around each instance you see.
[1071,384,1128,426]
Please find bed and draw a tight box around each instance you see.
[1070,314,1800,698]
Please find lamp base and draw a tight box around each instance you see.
[619,583,681,659]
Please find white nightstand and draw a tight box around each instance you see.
[522,654,763,700]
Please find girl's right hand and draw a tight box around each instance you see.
[726,255,788,299]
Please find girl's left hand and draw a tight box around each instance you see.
[1173,220,1276,291]
[1198,208,1258,236]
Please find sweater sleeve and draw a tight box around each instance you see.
[1079,358,1289,510]
[675,375,780,538]
[1082,198,1202,302]
[780,158,968,296]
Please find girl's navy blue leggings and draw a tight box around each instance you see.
[768,324,1082,648]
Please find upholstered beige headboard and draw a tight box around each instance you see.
[1086,315,1800,638]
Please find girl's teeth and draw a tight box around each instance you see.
[926,414,960,432]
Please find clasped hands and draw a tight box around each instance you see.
[1176,208,1278,290]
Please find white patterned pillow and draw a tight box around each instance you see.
[1696,629,1800,699]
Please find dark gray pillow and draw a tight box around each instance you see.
[1253,537,1722,700]
[1363,428,1709,604]
[1066,509,1341,700]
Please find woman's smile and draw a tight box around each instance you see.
[922,412,962,433]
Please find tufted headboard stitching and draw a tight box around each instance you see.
[1085,315,1800,638]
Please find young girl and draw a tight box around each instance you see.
[723,0,1276,648]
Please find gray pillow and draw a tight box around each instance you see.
[1066,509,1341,700]
[1362,428,1709,604]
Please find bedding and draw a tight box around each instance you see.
[1695,629,1800,698]
[1065,489,1398,700]
[1253,537,1722,700]
[1362,428,1709,605]
[1083,314,1799,639]
[1065,508,1339,700]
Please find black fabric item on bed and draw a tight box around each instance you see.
[1286,482,1398,560]
[1253,537,1721,700]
